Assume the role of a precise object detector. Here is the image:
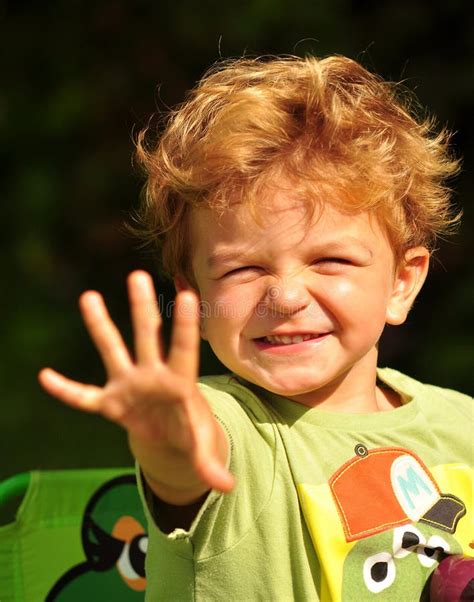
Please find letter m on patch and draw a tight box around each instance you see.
[397,466,432,510]
[391,454,439,520]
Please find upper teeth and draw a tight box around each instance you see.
[264,334,316,345]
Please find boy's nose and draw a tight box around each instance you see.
[265,280,312,315]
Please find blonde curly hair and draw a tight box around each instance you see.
[132,54,460,283]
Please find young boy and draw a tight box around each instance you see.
[39,55,473,600]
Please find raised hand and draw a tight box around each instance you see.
[38,270,234,502]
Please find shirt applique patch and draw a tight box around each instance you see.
[329,445,466,543]
[297,445,473,601]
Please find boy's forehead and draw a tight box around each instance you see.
[190,199,386,261]
[192,186,322,236]
[194,197,307,228]
[190,199,312,249]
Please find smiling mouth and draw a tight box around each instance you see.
[257,333,328,345]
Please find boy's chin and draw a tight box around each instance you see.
[242,372,330,398]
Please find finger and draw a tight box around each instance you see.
[181,393,235,493]
[192,421,235,493]
[79,291,132,377]
[128,271,163,365]
[194,451,235,493]
[38,368,102,413]
[167,290,200,381]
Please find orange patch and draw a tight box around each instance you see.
[112,515,147,592]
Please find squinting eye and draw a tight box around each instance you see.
[313,258,352,271]
[319,257,351,264]
[222,266,261,278]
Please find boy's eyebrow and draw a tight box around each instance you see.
[207,238,373,268]
[316,238,374,259]
[207,249,251,269]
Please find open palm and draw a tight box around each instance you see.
[38,271,233,498]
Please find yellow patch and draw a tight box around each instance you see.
[431,463,473,556]
[297,482,356,602]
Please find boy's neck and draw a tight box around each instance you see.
[374,383,403,411]
[285,379,402,413]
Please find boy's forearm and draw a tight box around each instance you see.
[128,419,230,505]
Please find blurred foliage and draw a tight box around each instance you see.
[0,0,472,482]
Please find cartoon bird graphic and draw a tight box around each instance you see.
[47,475,148,600]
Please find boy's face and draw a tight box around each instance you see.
[185,190,428,407]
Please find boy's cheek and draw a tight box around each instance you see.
[202,289,261,317]
[330,278,355,297]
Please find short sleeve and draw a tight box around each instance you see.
[136,377,277,564]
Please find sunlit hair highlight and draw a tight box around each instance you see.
[132,54,460,282]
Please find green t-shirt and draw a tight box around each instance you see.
[137,367,473,601]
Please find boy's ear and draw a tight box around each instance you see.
[386,247,430,326]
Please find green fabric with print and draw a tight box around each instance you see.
[0,468,147,602]
[138,367,473,601]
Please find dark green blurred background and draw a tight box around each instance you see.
[1,1,472,481]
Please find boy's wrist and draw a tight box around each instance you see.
[129,428,217,504]
[142,467,210,506]
[141,469,210,533]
